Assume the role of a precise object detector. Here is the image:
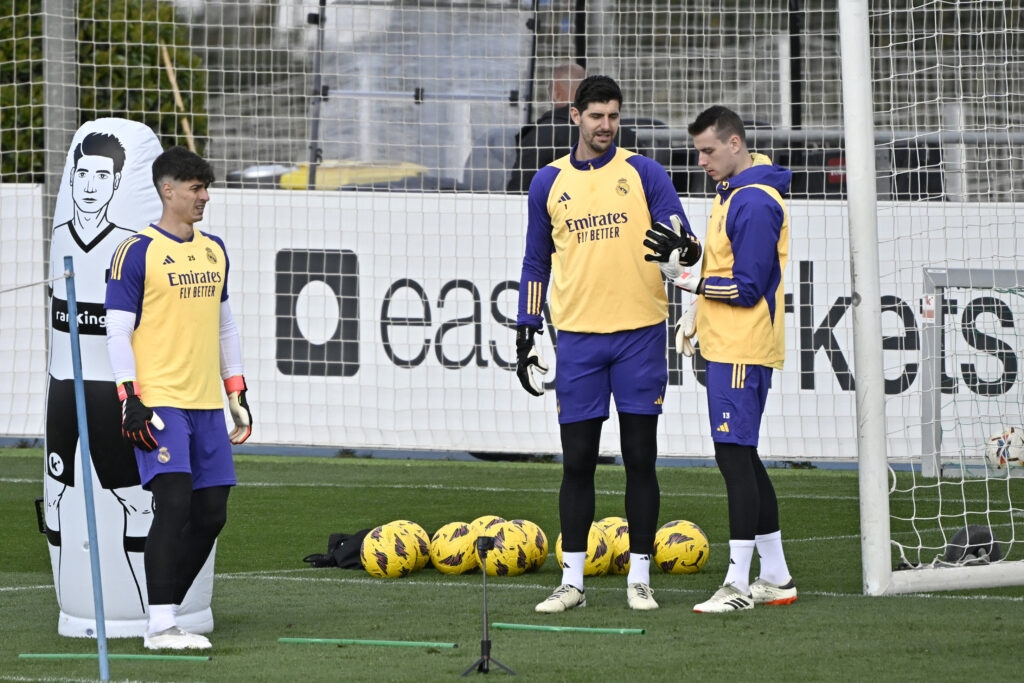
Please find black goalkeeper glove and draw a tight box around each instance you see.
[515,325,549,396]
[643,215,702,267]
[117,381,163,451]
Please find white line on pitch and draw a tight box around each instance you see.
[0,476,1014,540]
[247,480,867,502]
[215,569,1024,603]
[0,677,196,683]
[0,584,52,593]
[0,476,850,500]
[6,572,1021,604]
[5,476,1019,508]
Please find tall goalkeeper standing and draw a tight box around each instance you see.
[105,147,253,649]
[647,105,796,613]
[516,75,701,613]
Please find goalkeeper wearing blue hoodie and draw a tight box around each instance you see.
[645,105,797,613]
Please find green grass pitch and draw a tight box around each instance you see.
[3,448,1023,682]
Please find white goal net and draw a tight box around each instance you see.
[892,269,1024,569]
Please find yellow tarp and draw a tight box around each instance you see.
[279,161,427,190]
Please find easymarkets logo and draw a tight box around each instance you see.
[275,249,360,377]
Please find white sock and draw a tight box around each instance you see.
[755,530,791,585]
[724,539,755,594]
[626,553,651,586]
[147,604,176,634]
[561,551,586,591]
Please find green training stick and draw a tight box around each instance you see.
[19,653,211,661]
[490,623,645,635]
[278,637,458,648]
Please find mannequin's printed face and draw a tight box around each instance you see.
[71,155,119,214]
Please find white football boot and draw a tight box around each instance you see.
[750,577,798,605]
[144,626,212,650]
[626,583,659,610]
[535,584,586,613]
[693,584,754,613]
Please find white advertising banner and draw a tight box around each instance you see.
[2,187,1020,463]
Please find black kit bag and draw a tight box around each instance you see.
[302,529,371,569]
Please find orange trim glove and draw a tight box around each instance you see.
[117,381,163,451]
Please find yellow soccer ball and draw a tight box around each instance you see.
[470,515,506,540]
[360,524,418,578]
[511,519,548,571]
[390,520,431,571]
[555,523,612,576]
[595,516,628,535]
[429,521,479,574]
[654,520,709,574]
[600,518,631,575]
[481,521,531,576]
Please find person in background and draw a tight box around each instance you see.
[506,63,640,192]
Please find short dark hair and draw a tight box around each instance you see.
[572,75,623,113]
[73,132,126,173]
[688,105,746,145]
[152,146,215,192]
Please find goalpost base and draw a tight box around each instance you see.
[937,463,1024,480]
[874,563,1024,596]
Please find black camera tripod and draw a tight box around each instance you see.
[462,535,515,676]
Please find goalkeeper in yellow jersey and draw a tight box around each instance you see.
[516,75,701,613]
[647,105,797,613]
[105,147,252,649]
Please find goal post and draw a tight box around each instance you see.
[838,0,891,597]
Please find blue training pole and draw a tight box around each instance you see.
[63,256,110,681]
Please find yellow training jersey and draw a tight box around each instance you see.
[105,224,229,408]
[517,145,694,333]
[696,154,790,369]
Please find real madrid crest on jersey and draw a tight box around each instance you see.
[206,246,217,264]
[616,178,630,196]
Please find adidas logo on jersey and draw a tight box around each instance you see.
[716,422,729,433]
[654,396,663,405]
[557,192,571,203]
[163,255,175,265]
